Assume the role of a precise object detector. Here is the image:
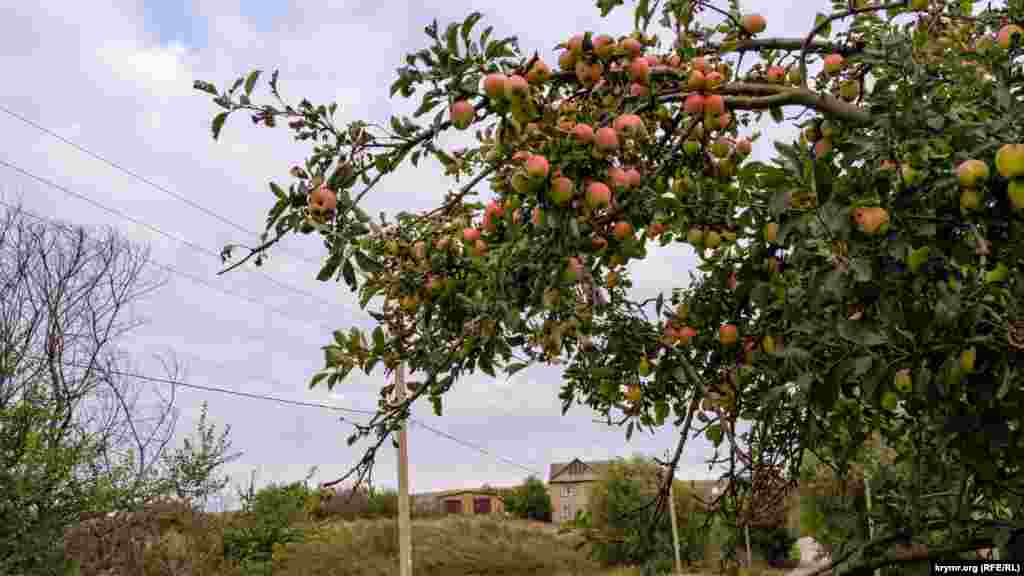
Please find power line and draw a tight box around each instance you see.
[0,105,323,269]
[0,198,337,334]
[0,157,341,314]
[41,356,542,475]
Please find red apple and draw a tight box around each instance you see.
[595,127,620,152]
[630,57,650,84]
[766,66,785,83]
[526,60,551,84]
[997,24,1024,49]
[505,75,529,100]
[309,184,337,213]
[463,228,481,243]
[621,37,643,58]
[573,123,595,144]
[483,74,508,100]
[741,14,767,35]
[526,155,550,179]
[613,221,634,241]
[719,324,738,346]
[823,54,845,75]
[587,181,612,208]
[550,176,575,205]
[625,167,641,188]
[705,94,725,115]
[608,166,630,190]
[684,94,705,115]
[593,35,616,58]
[687,69,706,90]
[450,100,474,130]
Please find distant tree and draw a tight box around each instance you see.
[505,475,552,522]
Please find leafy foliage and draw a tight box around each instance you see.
[505,475,553,522]
[197,0,1024,572]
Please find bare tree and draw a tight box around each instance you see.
[0,202,184,573]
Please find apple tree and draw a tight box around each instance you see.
[195,0,1024,571]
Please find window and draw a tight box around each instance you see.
[562,503,571,521]
[561,485,575,497]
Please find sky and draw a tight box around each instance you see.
[1,0,833,510]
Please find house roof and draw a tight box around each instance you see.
[420,486,518,500]
[548,458,616,483]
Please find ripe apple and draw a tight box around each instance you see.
[630,57,650,83]
[995,143,1024,179]
[625,167,641,188]
[677,326,697,345]
[593,34,616,58]
[1009,179,1024,210]
[684,94,705,115]
[823,53,845,75]
[956,159,994,198]
[526,155,550,180]
[595,127,620,152]
[473,238,488,256]
[504,75,529,101]
[630,83,648,97]
[526,60,551,84]
[532,206,545,226]
[647,222,666,238]
[814,139,832,158]
[587,181,612,208]
[741,14,767,35]
[614,221,634,241]
[573,123,595,145]
[736,138,752,156]
[705,94,726,115]
[463,228,481,243]
[621,37,643,58]
[852,207,890,235]
[309,184,337,213]
[705,71,724,90]
[608,166,630,191]
[692,56,709,72]
[719,324,738,346]
[483,74,508,100]
[450,100,474,130]
[766,66,785,83]
[567,34,585,56]
[717,113,732,130]
[764,222,778,244]
[550,176,575,205]
[997,24,1024,49]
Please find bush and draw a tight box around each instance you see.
[312,484,400,521]
[505,475,553,522]
[586,456,711,571]
[748,524,799,568]
[221,480,312,571]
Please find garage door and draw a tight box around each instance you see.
[444,499,462,514]
[473,497,491,514]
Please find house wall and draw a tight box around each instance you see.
[549,481,595,523]
[439,492,505,516]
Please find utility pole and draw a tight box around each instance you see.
[666,455,683,575]
[395,362,412,576]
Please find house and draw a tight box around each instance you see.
[547,459,615,523]
[414,486,512,516]
[548,458,732,524]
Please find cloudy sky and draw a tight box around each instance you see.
[2,0,831,509]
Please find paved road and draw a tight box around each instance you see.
[787,537,832,576]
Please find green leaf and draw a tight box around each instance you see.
[342,259,357,290]
[211,112,228,141]
[654,401,668,424]
[626,421,634,441]
[372,326,386,352]
[634,0,651,31]
[192,80,218,95]
[244,70,261,96]
[353,251,383,274]
[229,76,245,94]
[770,106,785,123]
[431,396,443,417]
[445,22,460,57]
[269,181,285,199]
[813,13,832,37]
[309,372,328,389]
[461,12,482,47]
[852,356,874,378]
[505,362,529,377]
[317,253,342,282]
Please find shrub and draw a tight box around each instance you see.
[586,456,711,571]
[222,480,311,570]
[505,475,553,522]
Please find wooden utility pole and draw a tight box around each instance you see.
[667,464,683,575]
[395,363,412,576]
